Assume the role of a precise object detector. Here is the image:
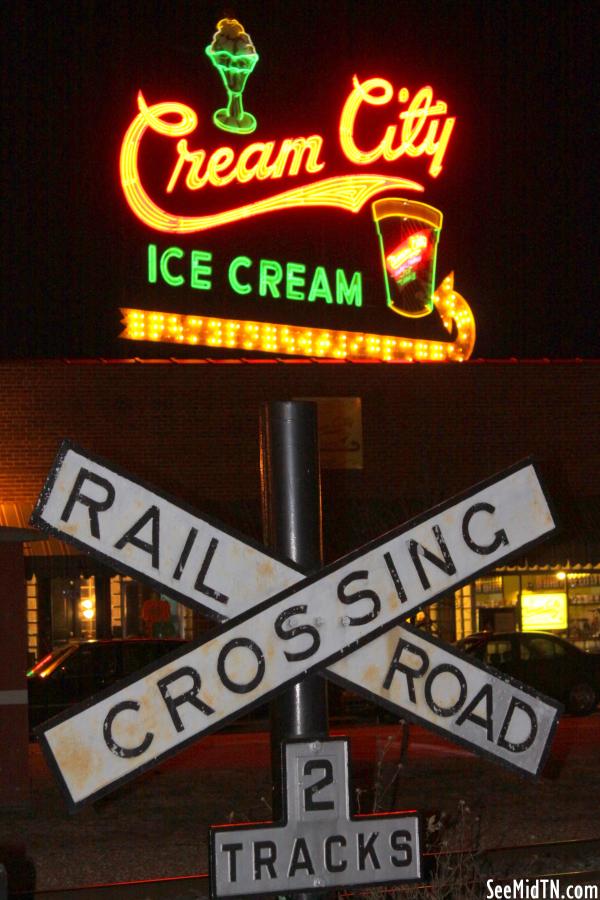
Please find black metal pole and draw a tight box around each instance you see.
[260,400,329,900]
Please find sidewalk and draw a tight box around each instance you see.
[2,722,600,896]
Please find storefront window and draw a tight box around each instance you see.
[78,577,96,640]
[109,575,188,639]
[564,572,600,651]
[50,576,96,643]
[110,576,123,636]
[473,574,519,633]
[454,584,475,640]
[469,570,600,651]
[26,576,38,665]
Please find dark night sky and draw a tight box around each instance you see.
[2,0,598,360]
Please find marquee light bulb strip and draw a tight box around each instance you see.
[120,274,475,362]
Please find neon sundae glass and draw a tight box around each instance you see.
[205,18,259,135]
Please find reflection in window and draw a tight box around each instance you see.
[526,637,566,659]
[483,639,513,667]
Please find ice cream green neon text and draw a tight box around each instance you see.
[147,245,362,307]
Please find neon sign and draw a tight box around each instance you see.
[119,74,456,234]
[118,18,476,362]
[121,273,476,362]
[339,79,455,177]
[387,232,429,281]
[205,19,259,135]
[146,244,363,306]
[521,592,568,632]
[374,198,442,318]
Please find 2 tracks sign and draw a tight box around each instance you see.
[31,441,560,894]
[210,738,421,896]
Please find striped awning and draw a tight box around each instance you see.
[0,502,80,556]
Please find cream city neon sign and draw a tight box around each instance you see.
[119,28,475,362]
[119,77,455,234]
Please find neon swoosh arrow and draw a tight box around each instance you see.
[120,170,425,235]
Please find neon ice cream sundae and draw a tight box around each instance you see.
[205,18,259,134]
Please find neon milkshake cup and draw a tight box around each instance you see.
[372,198,443,317]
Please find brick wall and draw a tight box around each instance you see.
[0,359,598,555]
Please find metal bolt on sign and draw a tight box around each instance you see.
[29,413,561,896]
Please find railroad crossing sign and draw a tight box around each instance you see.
[30,441,302,621]
[328,623,560,771]
[31,443,560,811]
[210,738,420,897]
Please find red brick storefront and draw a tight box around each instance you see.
[1,359,597,515]
[0,358,598,803]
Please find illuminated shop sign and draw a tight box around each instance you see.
[521,592,568,632]
[119,18,476,361]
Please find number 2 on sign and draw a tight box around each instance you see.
[303,759,335,812]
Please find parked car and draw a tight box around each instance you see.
[27,638,186,732]
[456,631,600,715]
